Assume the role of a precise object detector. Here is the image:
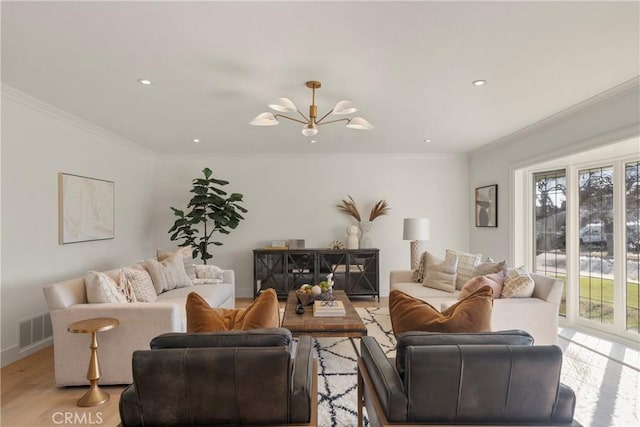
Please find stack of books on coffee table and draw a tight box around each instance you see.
[313,300,346,317]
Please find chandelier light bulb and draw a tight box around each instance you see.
[302,123,318,136]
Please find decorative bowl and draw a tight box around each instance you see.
[296,291,315,306]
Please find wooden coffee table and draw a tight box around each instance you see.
[282,290,367,338]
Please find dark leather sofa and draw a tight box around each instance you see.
[358,330,581,426]
[119,328,316,426]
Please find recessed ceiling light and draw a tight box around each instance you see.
[310,140,317,144]
[192,138,200,144]
[138,79,152,85]
[472,80,486,86]
[424,139,431,143]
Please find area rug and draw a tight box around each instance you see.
[314,307,639,427]
[313,307,393,427]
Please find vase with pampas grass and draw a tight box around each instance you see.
[336,196,390,248]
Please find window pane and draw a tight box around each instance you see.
[534,170,567,316]
[578,166,614,324]
[625,161,640,333]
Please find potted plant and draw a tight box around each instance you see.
[168,167,247,264]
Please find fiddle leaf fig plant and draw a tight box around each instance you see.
[168,167,247,264]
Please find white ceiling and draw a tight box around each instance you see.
[2,1,639,154]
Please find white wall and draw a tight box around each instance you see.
[150,153,469,298]
[469,79,640,263]
[1,88,156,366]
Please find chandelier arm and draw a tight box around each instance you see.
[315,109,335,125]
[316,117,351,126]
[296,110,310,123]
[274,114,309,125]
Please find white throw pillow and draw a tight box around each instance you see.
[85,271,127,303]
[501,266,535,298]
[144,252,193,294]
[194,264,224,283]
[446,249,482,290]
[422,251,458,293]
[157,247,196,281]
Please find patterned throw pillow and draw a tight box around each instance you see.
[389,287,493,335]
[412,252,427,282]
[422,251,458,293]
[502,266,535,298]
[446,249,482,290]
[157,247,196,281]
[116,276,137,303]
[119,267,157,302]
[475,259,507,276]
[459,271,506,300]
[85,271,127,303]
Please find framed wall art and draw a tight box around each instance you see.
[58,173,115,244]
[475,184,498,227]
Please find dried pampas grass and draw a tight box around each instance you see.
[369,200,390,221]
[336,196,390,222]
[336,195,362,222]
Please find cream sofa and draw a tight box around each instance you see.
[390,270,563,345]
[43,268,235,386]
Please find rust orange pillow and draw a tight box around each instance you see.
[389,287,493,336]
[186,288,280,332]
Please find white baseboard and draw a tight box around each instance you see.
[1,338,53,368]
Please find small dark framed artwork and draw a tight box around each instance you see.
[475,184,498,227]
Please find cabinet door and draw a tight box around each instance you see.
[254,252,286,297]
[317,251,347,290]
[347,251,379,295]
[286,252,315,291]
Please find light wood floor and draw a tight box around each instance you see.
[0,297,386,427]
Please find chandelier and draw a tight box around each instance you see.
[250,81,373,137]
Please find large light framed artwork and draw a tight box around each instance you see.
[59,173,115,244]
[475,184,498,227]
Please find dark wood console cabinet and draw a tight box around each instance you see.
[253,248,379,299]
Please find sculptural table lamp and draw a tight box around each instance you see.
[403,218,430,270]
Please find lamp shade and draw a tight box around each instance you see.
[346,116,374,130]
[332,100,357,115]
[403,218,430,241]
[250,112,279,126]
[268,97,297,113]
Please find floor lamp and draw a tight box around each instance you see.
[403,218,430,270]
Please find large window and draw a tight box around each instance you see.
[528,147,639,341]
[534,170,567,316]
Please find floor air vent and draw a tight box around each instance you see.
[19,312,52,349]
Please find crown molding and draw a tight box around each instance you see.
[471,76,640,156]
[1,84,154,156]
[155,151,467,160]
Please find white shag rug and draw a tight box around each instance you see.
[312,307,639,427]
